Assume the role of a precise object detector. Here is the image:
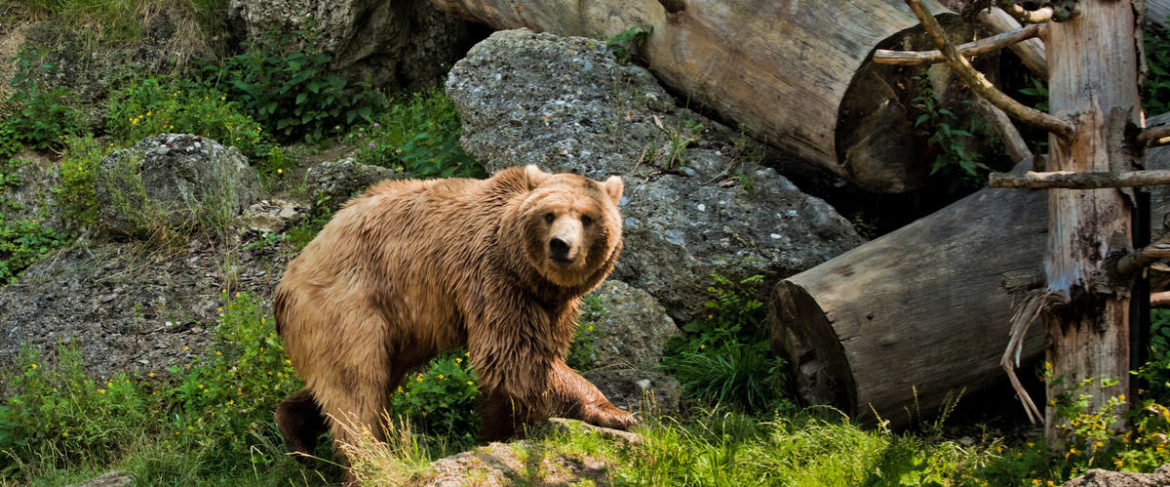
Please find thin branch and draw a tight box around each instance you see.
[1152,291,1170,309]
[989,170,1170,189]
[1117,243,1170,276]
[873,23,1043,66]
[905,0,1075,139]
[1139,124,1170,146]
[995,1,1054,23]
[1002,290,1057,425]
[974,97,1032,163]
[977,7,1048,79]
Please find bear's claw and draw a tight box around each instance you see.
[583,403,638,430]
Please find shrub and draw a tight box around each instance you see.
[7,51,78,150]
[1144,26,1170,115]
[0,119,22,162]
[0,217,66,284]
[351,87,484,179]
[210,31,385,142]
[0,345,151,473]
[662,274,788,412]
[162,291,302,469]
[390,350,479,440]
[54,134,105,228]
[105,75,270,159]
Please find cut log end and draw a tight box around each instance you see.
[769,281,857,414]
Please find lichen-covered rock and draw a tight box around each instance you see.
[1061,465,1170,487]
[94,134,261,237]
[227,0,477,90]
[582,280,677,369]
[0,241,288,388]
[239,199,307,234]
[66,471,133,487]
[577,280,681,413]
[447,29,865,323]
[447,29,675,182]
[0,152,64,231]
[419,439,614,487]
[304,157,402,211]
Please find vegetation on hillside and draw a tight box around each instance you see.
[3,3,1170,486]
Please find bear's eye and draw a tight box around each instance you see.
[544,213,556,224]
[581,215,593,227]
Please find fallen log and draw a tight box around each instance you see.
[427,0,954,192]
[768,168,1047,425]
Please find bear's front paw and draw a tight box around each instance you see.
[582,403,637,430]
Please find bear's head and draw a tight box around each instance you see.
[509,165,623,289]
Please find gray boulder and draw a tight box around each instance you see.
[304,157,402,211]
[95,134,262,237]
[1061,465,1170,487]
[447,28,675,181]
[227,0,476,90]
[577,280,681,413]
[448,29,865,323]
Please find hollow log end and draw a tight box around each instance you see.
[768,280,857,415]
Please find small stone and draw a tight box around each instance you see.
[100,293,117,303]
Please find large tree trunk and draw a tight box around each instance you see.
[428,0,955,192]
[1041,0,1140,442]
[768,173,1048,425]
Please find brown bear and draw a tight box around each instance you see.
[272,164,635,466]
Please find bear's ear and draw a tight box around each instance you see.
[602,175,623,205]
[524,165,550,190]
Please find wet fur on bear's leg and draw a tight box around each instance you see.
[276,388,328,463]
[549,360,637,430]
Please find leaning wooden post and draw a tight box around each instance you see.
[1041,0,1141,442]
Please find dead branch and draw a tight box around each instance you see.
[989,170,1170,189]
[1117,242,1170,276]
[977,7,1048,79]
[905,0,1075,139]
[1002,290,1057,424]
[974,97,1033,163]
[1140,124,1170,146]
[1153,291,1170,308]
[872,23,1043,66]
[994,1,1054,23]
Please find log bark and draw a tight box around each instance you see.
[768,171,1048,425]
[1042,0,1140,442]
[427,0,954,193]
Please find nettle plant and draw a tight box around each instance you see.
[212,29,385,142]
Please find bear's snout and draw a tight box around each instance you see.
[549,236,576,263]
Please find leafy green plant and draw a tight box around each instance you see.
[105,75,270,159]
[0,119,22,162]
[1019,76,1050,113]
[390,350,479,439]
[352,87,484,178]
[1144,27,1170,115]
[54,134,105,228]
[912,74,989,189]
[163,291,302,469]
[210,30,385,142]
[662,274,787,412]
[0,216,66,284]
[7,50,78,150]
[650,118,700,170]
[607,24,652,65]
[567,295,604,370]
[0,345,150,473]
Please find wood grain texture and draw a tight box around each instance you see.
[1042,0,1140,441]
[769,172,1048,424]
[427,0,952,192]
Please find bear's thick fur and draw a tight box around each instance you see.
[273,165,634,463]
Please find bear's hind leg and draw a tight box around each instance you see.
[276,388,328,462]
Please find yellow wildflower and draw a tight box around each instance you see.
[277,168,283,174]
[30,363,36,370]
[455,357,462,364]
[149,372,155,378]
[438,374,444,380]
[467,381,474,386]
[97,389,106,394]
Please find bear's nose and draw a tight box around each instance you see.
[549,237,573,262]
